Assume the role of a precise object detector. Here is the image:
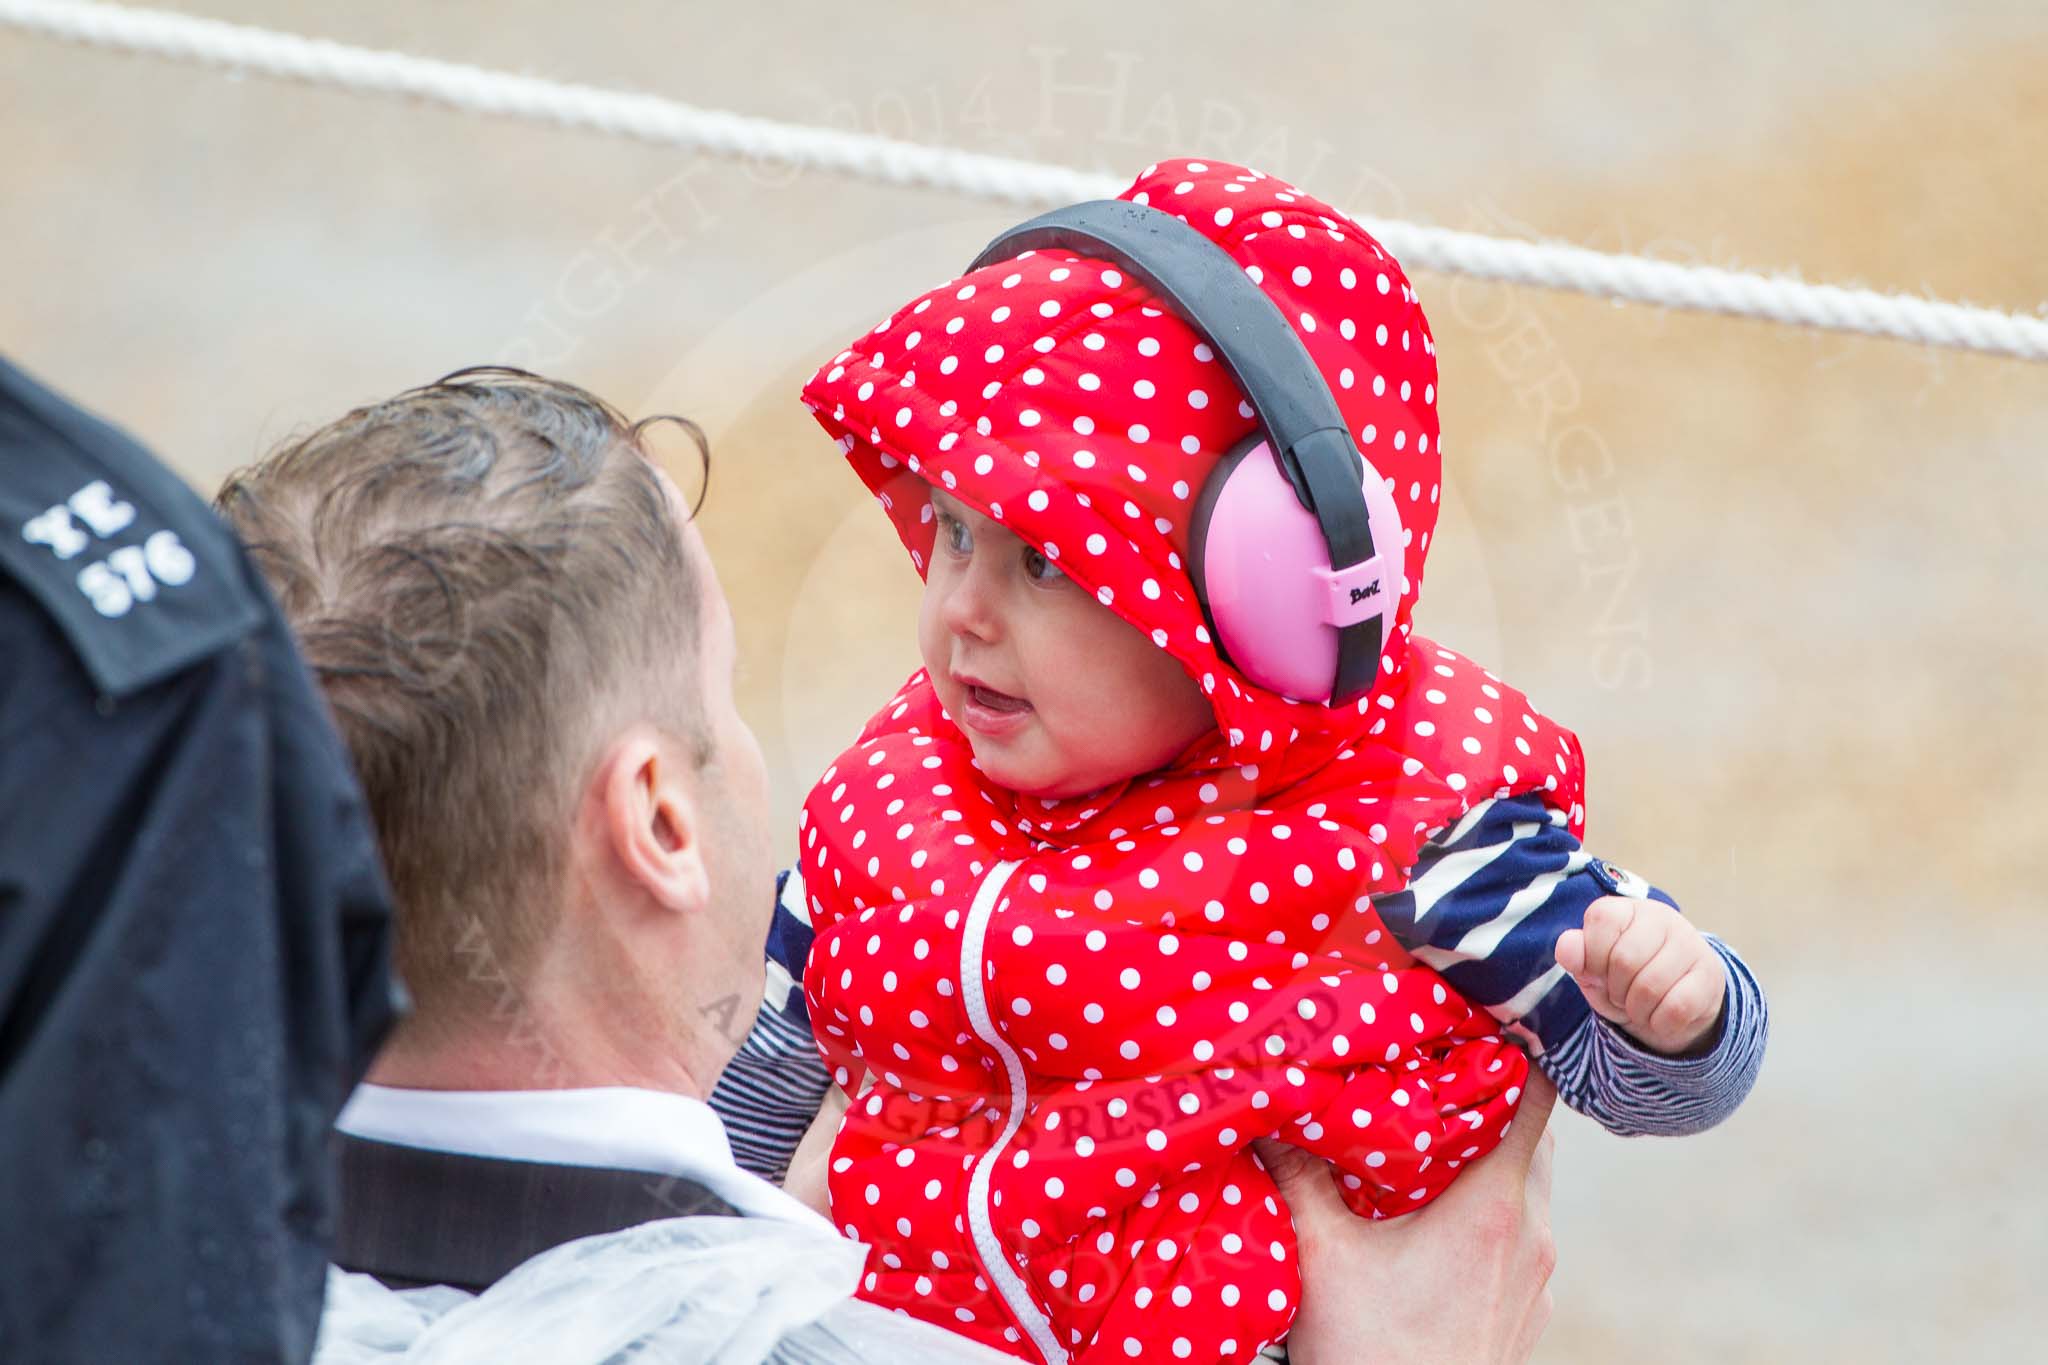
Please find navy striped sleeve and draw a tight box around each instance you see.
[1539,937,1767,1136]
[761,867,816,1027]
[709,868,833,1183]
[1372,793,1647,1053]
[1371,794,1767,1136]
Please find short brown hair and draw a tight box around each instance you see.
[217,368,710,1025]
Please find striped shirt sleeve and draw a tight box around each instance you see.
[709,868,834,1182]
[1370,794,1767,1137]
[1538,936,1766,1136]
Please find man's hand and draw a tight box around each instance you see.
[1555,896,1726,1055]
[1258,1075,1559,1365]
[783,1084,850,1219]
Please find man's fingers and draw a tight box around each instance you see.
[1514,1286,1556,1365]
[1490,1072,1557,1174]
[1507,1072,1557,1146]
[1525,1128,1556,1216]
[1515,1103,1560,1365]
[783,1086,852,1217]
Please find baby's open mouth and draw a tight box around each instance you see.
[968,683,1032,714]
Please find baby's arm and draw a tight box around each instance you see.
[1369,795,1767,1137]
[706,868,835,1182]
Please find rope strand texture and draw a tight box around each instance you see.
[4,0,2043,362]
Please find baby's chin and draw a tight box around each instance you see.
[963,733,1130,805]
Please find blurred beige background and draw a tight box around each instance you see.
[5,2,2045,1359]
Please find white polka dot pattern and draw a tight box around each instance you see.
[797,159,1589,1363]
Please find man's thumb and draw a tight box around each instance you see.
[1252,1138,1348,1229]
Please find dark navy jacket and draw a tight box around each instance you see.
[0,358,398,1364]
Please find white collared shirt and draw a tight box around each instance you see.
[335,1083,832,1232]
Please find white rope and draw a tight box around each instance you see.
[6,0,2045,364]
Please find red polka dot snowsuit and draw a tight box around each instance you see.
[798,160,1588,1364]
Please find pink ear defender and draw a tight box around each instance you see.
[1188,434,1403,702]
[970,200,1403,706]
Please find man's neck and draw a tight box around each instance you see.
[365,1011,716,1099]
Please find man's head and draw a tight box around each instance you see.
[216,369,771,1094]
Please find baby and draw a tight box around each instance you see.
[792,159,1767,1364]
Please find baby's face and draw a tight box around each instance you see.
[919,488,1216,800]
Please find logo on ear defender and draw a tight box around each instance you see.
[1348,582,1382,605]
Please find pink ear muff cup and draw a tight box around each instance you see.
[1192,439,1405,704]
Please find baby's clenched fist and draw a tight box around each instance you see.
[1554,896,1726,1056]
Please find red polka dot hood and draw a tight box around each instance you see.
[797,160,1587,1364]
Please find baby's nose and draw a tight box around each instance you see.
[939,557,1006,642]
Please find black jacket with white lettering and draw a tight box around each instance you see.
[0,356,399,1365]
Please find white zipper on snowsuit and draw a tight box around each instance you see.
[959,859,1069,1365]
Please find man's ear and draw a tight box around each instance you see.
[593,727,709,916]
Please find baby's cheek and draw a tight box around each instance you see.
[915,596,948,681]
[1072,683,1215,787]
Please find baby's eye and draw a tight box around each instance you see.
[937,512,972,556]
[1022,547,1066,584]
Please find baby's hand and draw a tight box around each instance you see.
[1554,897,1726,1056]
